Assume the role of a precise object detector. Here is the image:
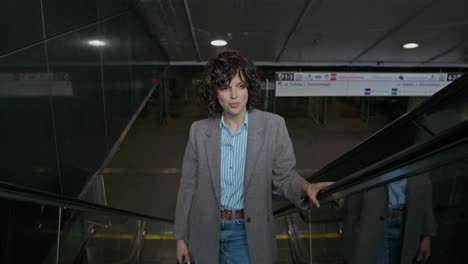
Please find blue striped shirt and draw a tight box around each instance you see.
[219,113,248,210]
[388,178,407,208]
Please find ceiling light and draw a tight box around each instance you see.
[210,39,227,47]
[402,42,419,49]
[88,40,106,47]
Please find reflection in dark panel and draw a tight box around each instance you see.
[42,0,98,38]
[135,0,195,61]
[58,209,137,263]
[341,155,468,263]
[0,0,43,55]
[343,172,437,263]
[0,44,61,193]
[432,206,468,264]
[428,161,468,263]
[416,89,467,135]
[47,25,107,197]
[431,161,468,207]
[128,10,168,62]
[129,0,141,9]
[413,85,468,264]
[0,199,59,263]
[128,10,168,111]
[98,0,129,20]
[130,66,158,113]
[341,112,468,263]
[100,14,133,147]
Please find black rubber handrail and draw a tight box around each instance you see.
[0,181,172,223]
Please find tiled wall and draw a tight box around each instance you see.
[0,0,168,197]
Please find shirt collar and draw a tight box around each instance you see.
[220,112,249,130]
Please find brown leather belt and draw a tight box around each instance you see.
[390,207,406,218]
[220,209,244,219]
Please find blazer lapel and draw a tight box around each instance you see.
[244,110,264,191]
[205,117,221,204]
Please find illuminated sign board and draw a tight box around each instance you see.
[275,72,461,96]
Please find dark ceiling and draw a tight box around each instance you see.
[136,0,468,67]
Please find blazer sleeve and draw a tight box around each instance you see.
[174,123,198,241]
[272,117,308,208]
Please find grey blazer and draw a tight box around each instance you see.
[174,109,308,264]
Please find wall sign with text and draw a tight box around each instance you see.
[275,72,462,97]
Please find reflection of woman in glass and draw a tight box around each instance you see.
[342,96,468,264]
[343,173,436,264]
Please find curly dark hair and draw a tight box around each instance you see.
[201,50,261,117]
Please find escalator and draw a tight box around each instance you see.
[0,182,173,264]
[1,73,466,263]
[275,73,468,263]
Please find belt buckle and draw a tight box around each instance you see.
[221,209,233,219]
[221,209,243,219]
[389,207,405,218]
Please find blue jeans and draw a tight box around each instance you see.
[219,218,250,264]
[378,216,404,264]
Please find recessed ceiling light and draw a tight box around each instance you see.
[402,42,419,49]
[210,39,227,47]
[88,40,106,47]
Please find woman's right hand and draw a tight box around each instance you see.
[176,240,191,264]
